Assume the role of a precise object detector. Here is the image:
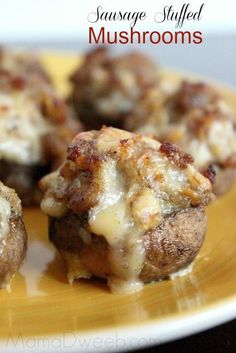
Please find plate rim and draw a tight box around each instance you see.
[2,294,236,353]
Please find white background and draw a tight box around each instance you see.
[0,0,235,43]
[0,0,235,85]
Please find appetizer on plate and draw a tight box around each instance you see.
[125,81,236,196]
[40,127,214,293]
[0,51,81,205]
[69,47,158,129]
[0,181,27,289]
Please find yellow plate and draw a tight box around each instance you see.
[1,52,236,353]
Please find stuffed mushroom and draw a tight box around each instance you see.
[125,81,236,196]
[69,47,158,129]
[0,56,81,205]
[0,181,27,288]
[40,127,214,293]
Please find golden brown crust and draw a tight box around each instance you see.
[159,141,194,169]
[41,127,213,217]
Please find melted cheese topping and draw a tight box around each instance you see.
[0,196,11,239]
[89,160,125,244]
[41,197,67,218]
[61,251,92,283]
[183,119,236,169]
[169,263,193,280]
[87,136,208,292]
[0,91,53,164]
[88,159,145,292]
[41,127,212,293]
[135,85,236,170]
[40,171,69,217]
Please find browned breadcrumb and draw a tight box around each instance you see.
[41,127,213,220]
[67,137,102,170]
[159,141,194,169]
